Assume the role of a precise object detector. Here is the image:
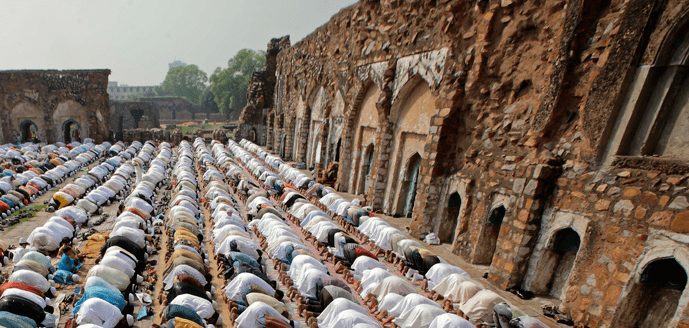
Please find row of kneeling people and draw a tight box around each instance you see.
[68,141,171,328]
[0,206,91,327]
[205,140,298,328]
[158,140,219,328]
[49,141,146,212]
[237,138,549,328]
[226,139,383,328]
[0,141,111,218]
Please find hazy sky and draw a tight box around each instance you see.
[0,1,356,85]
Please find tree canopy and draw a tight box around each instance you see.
[159,64,208,104]
[209,49,265,117]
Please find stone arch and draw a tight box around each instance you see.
[522,210,590,300]
[474,203,507,265]
[53,100,89,142]
[613,251,689,327]
[528,227,581,298]
[356,143,375,195]
[349,83,381,193]
[603,14,689,162]
[438,192,462,244]
[393,152,422,217]
[11,102,46,143]
[383,77,436,215]
[19,120,39,143]
[62,119,82,143]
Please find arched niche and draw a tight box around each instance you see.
[11,102,46,142]
[54,100,88,142]
[350,84,381,193]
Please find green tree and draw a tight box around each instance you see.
[209,49,265,117]
[201,87,219,112]
[160,64,208,104]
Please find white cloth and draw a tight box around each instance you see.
[359,268,392,297]
[393,303,446,328]
[389,293,438,318]
[351,256,385,276]
[234,301,290,328]
[371,276,416,301]
[170,294,215,319]
[87,264,131,291]
[100,254,136,278]
[330,309,382,328]
[434,278,482,305]
[429,313,476,328]
[459,290,503,324]
[163,264,207,291]
[223,273,275,303]
[318,298,370,328]
[425,263,469,289]
[9,269,51,292]
[377,293,403,313]
[76,297,124,328]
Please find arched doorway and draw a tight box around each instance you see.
[356,144,375,195]
[439,192,461,243]
[63,120,81,143]
[614,258,687,327]
[334,138,342,162]
[19,120,38,143]
[475,205,506,264]
[527,228,581,298]
[248,128,257,143]
[396,153,422,218]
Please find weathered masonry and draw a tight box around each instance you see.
[0,70,111,144]
[237,0,689,326]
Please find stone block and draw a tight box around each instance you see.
[669,196,689,210]
[613,200,634,216]
[671,211,689,233]
[595,199,611,211]
[512,178,526,193]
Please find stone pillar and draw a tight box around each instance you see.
[368,121,394,210]
[335,104,357,192]
[266,112,274,150]
[284,119,295,161]
[488,162,561,288]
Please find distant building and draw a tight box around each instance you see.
[107,81,158,100]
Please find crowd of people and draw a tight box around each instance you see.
[235,138,549,328]
[0,137,550,328]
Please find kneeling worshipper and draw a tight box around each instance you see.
[459,290,504,325]
[75,297,134,328]
[224,272,282,313]
[317,298,381,328]
[428,313,476,328]
[234,301,294,328]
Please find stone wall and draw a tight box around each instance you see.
[243,0,689,326]
[236,37,290,145]
[0,69,111,143]
[142,96,225,124]
[110,100,161,134]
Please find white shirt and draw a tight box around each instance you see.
[76,297,124,328]
[9,269,51,293]
[11,246,34,263]
[87,265,131,291]
[235,301,290,328]
[100,254,136,278]
[170,294,214,319]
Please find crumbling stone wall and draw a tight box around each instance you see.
[144,96,223,124]
[0,69,111,143]
[237,37,290,145]
[242,0,689,326]
[110,100,161,133]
